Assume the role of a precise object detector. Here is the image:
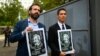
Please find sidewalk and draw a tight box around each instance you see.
[0,34,51,56]
[0,34,4,41]
[0,34,17,56]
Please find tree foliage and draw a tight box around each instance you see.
[0,0,74,26]
[0,0,27,26]
[34,0,73,11]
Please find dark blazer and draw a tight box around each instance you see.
[9,19,45,56]
[48,23,71,56]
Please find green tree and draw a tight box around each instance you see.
[0,0,27,26]
[0,0,74,26]
[34,0,73,11]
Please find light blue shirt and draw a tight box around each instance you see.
[28,19,39,30]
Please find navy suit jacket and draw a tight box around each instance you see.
[48,23,71,56]
[9,19,46,56]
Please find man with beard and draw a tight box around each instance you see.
[9,3,46,56]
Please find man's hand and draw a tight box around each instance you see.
[71,48,75,56]
[59,49,75,56]
[22,27,33,35]
[59,52,66,56]
[24,27,33,32]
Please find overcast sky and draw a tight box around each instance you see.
[19,0,33,9]
[0,0,33,9]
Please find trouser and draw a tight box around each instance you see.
[4,35,10,47]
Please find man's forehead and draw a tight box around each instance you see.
[59,10,66,13]
[32,5,40,9]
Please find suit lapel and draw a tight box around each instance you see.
[56,23,69,29]
[55,23,61,30]
[65,24,71,29]
[22,19,28,30]
[24,19,28,27]
[38,23,44,28]
[65,24,68,29]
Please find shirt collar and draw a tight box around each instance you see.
[58,21,65,26]
[58,21,66,30]
[28,18,38,25]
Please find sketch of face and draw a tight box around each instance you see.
[63,34,69,44]
[33,34,41,46]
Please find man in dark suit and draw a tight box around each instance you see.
[9,3,45,56]
[48,8,74,56]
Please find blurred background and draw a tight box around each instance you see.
[0,0,100,56]
[0,0,74,56]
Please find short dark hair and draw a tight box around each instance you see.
[57,8,67,15]
[28,3,42,13]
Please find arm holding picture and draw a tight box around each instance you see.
[9,3,46,56]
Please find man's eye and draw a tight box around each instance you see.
[60,13,66,15]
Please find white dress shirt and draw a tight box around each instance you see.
[58,21,66,30]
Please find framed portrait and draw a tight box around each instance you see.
[58,29,74,54]
[26,28,48,56]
